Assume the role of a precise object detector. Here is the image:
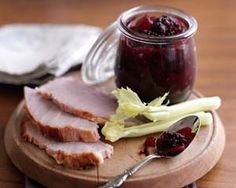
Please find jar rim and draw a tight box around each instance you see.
[118,5,198,44]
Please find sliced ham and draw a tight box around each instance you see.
[24,87,100,142]
[22,120,113,169]
[36,77,117,124]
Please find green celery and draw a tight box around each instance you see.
[102,112,212,142]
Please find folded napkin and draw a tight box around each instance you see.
[0,24,101,85]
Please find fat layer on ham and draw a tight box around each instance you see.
[22,121,113,169]
[24,87,100,142]
[36,77,117,124]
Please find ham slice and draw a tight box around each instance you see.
[36,77,117,124]
[22,121,113,169]
[24,87,100,142]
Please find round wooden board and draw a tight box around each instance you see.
[4,92,225,188]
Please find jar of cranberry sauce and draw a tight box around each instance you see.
[115,6,198,103]
[82,6,198,104]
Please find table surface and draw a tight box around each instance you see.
[0,0,235,188]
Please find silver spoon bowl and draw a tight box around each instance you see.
[99,115,200,188]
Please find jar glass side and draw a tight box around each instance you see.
[115,6,198,103]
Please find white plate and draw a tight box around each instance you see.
[0,24,101,85]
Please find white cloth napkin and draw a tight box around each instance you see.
[0,24,101,84]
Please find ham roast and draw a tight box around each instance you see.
[22,120,113,169]
[36,77,117,124]
[24,87,100,142]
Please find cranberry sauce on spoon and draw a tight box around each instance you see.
[100,116,200,188]
[141,116,200,157]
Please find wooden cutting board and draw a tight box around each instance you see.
[4,92,225,188]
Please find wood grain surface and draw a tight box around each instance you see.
[4,94,225,188]
[0,0,235,188]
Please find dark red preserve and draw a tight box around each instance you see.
[115,8,198,104]
[141,127,195,157]
[156,131,188,156]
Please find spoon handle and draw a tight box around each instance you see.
[99,154,161,188]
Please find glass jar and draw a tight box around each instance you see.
[82,5,198,104]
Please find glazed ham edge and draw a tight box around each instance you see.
[21,121,113,169]
[36,87,108,125]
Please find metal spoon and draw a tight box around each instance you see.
[99,115,200,188]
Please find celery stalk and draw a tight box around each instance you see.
[102,88,221,142]
[111,87,221,122]
[102,112,212,142]
[145,96,221,121]
[111,88,169,122]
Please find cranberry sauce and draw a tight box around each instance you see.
[115,14,197,103]
[140,127,194,156]
[139,136,157,155]
[156,132,188,156]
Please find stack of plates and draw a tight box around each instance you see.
[0,24,101,85]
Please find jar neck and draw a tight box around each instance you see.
[118,5,198,44]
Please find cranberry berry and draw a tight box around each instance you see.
[177,127,195,143]
[128,14,156,33]
[151,15,187,36]
[128,14,188,37]
[156,132,188,156]
[144,136,157,147]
